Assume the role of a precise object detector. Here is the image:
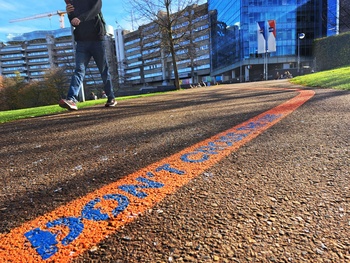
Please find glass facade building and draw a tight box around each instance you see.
[208,0,339,82]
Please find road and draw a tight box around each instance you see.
[0,80,349,262]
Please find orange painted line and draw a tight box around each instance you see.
[0,88,314,262]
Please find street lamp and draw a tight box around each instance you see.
[297,33,305,73]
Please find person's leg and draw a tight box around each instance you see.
[91,40,115,101]
[67,41,91,102]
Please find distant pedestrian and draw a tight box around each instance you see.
[59,0,116,110]
[89,92,97,100]
[285,71,292,78]
[275,72,280,80]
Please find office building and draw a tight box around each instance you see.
[0,27,117,98]
[116,3,211,89]
[0,28,75,81]
[208,0,340,82]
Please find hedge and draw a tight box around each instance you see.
[314,32,350,71]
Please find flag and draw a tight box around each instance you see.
[268,20,277,52]
[257,21,266,54]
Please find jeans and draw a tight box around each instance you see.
[67,40,115,102]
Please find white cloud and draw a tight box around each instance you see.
[0,1,17,11]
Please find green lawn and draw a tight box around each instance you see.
[0,94,156,124]
[290,66,350,90]
[1,67,349,124]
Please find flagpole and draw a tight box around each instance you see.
[265,49,268,80]
[264,51,266,80]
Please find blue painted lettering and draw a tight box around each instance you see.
[24,228,58,260]
[82,194,130,221]
[156,164,185,175]
[208,140,232,148]
[103,194,130,217]
[196,145,219,154]
[46,217,84,246]
[118,177,164,199]
[82,198,109,221]
[181,151,210,163]
[24,217,84,260]
[146,172,155,177]
[225,132,248,142]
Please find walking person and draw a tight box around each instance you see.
[59,0,116,110]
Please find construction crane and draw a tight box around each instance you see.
[10,11,67,28]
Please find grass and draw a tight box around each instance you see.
[1,67,349,124]
[290,66,350,90]
[0,93,158,124]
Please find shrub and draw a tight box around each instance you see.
[0,68,69,110]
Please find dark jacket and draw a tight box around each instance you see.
[68,0,106,41]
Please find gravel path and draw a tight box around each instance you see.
[0,80,349,262]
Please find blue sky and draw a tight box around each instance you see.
[0,0,132,42]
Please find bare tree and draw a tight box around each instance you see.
[127,0,202,90]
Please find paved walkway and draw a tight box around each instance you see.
[0,80,349,262]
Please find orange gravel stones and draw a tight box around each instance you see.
[0,88,314,262]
